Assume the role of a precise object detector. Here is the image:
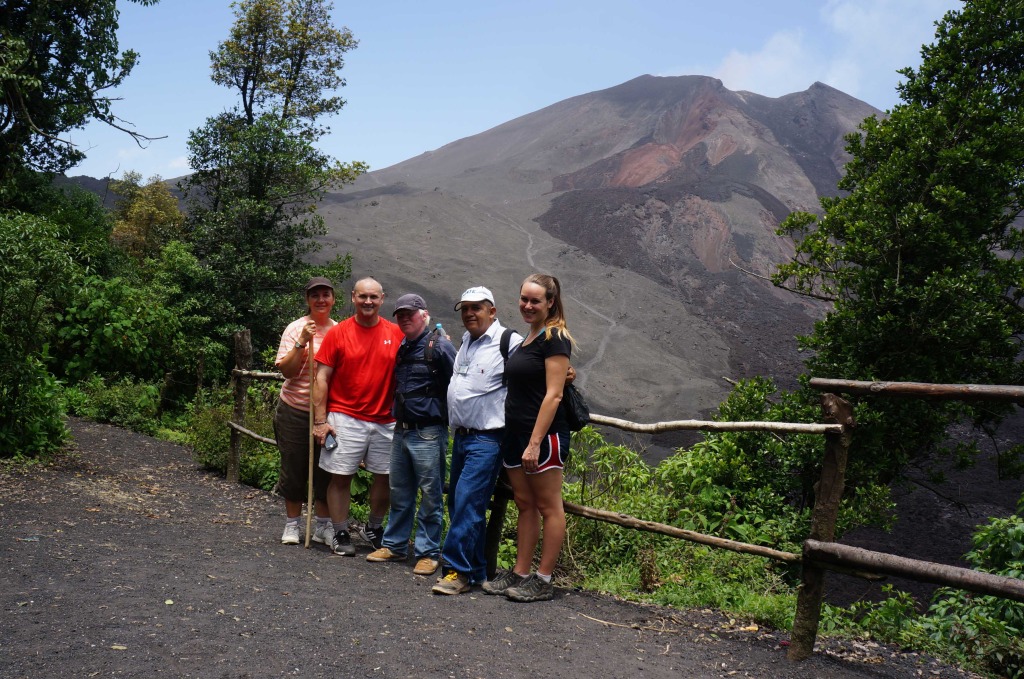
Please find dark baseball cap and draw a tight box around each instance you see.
[392,293,427,315]
[304,276,334,293]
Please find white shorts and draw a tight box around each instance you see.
[319,412,394,476]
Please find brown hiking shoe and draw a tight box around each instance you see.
[432,571,470,595]
[366,547,406,562]
[413,557,439,575]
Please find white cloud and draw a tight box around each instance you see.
[706,0,959,109]
[713,29,813,97]
[819,0,955,103]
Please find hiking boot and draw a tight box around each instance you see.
[413,557,439,576]
[481,570,526,595]
[432,571,470,595]
[360,524,384,551]
[280,522,301,545]
[312,522,335,546]
[331,530,356,556]
[366,547,406,562]
[505,574,554,602]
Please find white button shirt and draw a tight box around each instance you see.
[446,319,523,431]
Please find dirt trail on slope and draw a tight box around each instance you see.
[0,418,974,679]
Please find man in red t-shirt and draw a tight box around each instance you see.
[313,277,404,556]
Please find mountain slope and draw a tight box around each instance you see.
[317,75,880,447]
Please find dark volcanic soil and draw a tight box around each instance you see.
[0,418,985,679]
[826,415,1024,610]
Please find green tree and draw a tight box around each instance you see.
[210,0,357,129]
[185,111,359,348]
[183,0,365,355]
[774,0,1024,481]
[109,171,184,260]
[0,0,160,178]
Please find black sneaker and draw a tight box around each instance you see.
[481,570,526,595]
[331,530,356,556]
[360,524,383,551]
[505,573,554,602]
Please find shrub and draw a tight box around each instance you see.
[921,508,1024,678]
[0,353,67,458]
[185,386,281,492]
[55,275,185,382]
[555,425,804,626]
[65,375,161,436]
[821,502,1024,678]
[0,210,78,457]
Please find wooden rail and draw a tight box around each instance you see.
[563,501,801,563]
[810,378,1024,403]
[227,420,276,445]
[590,413,842,435]
[805,540,1024,603]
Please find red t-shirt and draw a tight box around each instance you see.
[315,316,404,423]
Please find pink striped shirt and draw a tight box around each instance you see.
[275,316,336,411]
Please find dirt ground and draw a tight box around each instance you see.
[0,418,984,679]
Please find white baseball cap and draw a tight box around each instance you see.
[454,286,494,310]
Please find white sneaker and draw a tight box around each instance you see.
[312,522,335,545]
[280,522,301,545]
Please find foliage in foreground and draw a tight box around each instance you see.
[64,375,162,436]
[185,386,281,493]
[0,204,85,457]
[823,502,1024,679]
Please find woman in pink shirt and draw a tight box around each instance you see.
[273,277,338,546]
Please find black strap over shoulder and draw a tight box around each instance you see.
[424,327,441,365]
[499,327,515,386]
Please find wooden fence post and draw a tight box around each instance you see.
[788,393,854,661]
[484,473,513,580]
[228,329,252,484]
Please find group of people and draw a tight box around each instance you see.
[272,274,575,603]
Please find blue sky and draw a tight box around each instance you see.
[68,0,962,181]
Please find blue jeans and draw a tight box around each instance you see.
[440,430,504,583]
[381,425,447,558]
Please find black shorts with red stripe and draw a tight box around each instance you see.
[501,427,570,473]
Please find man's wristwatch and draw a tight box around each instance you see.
[294,341,306,349]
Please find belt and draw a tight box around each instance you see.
[454,427,503,437]
[396,419,444,430]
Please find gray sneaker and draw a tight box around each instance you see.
[481,570,526,596]
[280,522,301,545]
[505,574,554,602]
[331,530,356,556]
[312,522,335,545]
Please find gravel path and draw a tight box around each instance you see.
[0,418,975,679]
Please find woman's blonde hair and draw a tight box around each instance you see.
[523,273,575,345]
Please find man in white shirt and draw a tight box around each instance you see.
[432,286,522,595]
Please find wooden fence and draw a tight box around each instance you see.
[224,329,1024,662]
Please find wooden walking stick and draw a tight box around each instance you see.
[304,342,316,548]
